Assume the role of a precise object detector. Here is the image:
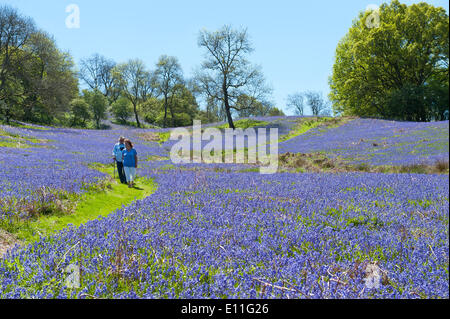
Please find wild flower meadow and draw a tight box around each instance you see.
[0,118,448,299]
[279,118,449,165]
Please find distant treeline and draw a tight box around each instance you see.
[0,5,283,129]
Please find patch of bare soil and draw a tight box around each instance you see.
[0,229,20,259]
[138,132,161,142]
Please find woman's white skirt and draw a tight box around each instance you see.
[124,166,136,183]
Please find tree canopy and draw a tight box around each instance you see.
[0,6,78,124]
[155,55,184,128]
[329,0,449,121]
[112,59,155,128]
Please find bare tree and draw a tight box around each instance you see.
[195,25,271,129]
[155,55,184,128]
[79,53,119,103]
[287,92,305,116]
[79,54,101,90]
[304,91,330,116]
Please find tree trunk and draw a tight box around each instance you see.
[169,95,175,127]
[224,103,235,129]
[163,95,168,128]
[170,106,175,127]
[223,79,235,129]
[133,102,140,128]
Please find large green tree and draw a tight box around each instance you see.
[0,5,35,123]
[329,0,449,121]
[83,89,107,129]
[24,31,78,123]
[0,6,78,124]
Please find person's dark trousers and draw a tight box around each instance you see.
[116,161,126,183]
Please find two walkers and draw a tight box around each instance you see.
[112,136,138,188]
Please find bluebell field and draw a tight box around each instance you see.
[0,117,448,298]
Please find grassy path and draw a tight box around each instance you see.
[14,167,157,243]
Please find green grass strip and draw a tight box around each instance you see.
[214,119,269,130]
[12,164,157,243]
[279,117,351,143]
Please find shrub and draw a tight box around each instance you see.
[434,160,449,173]
[111,97,133,124]
[355,162,371,172]
[399,163,428,174]
[70,98,91,127]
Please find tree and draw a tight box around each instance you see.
[142,84,201,127]
[0,5,36,123]
[70,98,91,127]
[0,6,78,124]
[304,91,330,116]
[385,82,448,121]
[205,96,220,123]
[111,97,133,124]
[329,0,449,121]
[196,25,271,129]
[79,53,119,103]
[83,89,107,129]
[268,107,285,116]
[169,85,200,126]
[113,59,152,128]
[140,97,161,125]
[155,55,183,128]
[287,93,305,116]
[235,94,274,117]
[24,31,78,123]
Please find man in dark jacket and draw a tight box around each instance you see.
[112,136,127,184]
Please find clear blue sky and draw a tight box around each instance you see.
[3,0,449,115]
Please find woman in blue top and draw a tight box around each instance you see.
[122,139,138,188]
